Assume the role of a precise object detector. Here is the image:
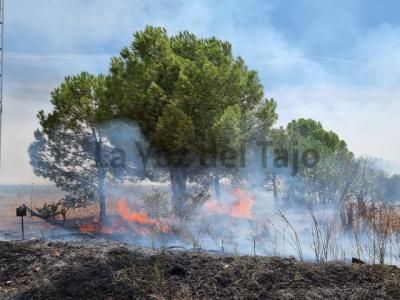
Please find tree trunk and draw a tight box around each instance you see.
[214,167,221,202]
[170,167,187,215]
[95,128,107,226]
[272,174,278,202]
[98,172,106,225]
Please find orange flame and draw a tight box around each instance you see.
[205,188,254,219]
[117,198,170,233]
[117,199,155,225]
[79,223,99,233]
[79,218,122,234]
[79,198,171,235]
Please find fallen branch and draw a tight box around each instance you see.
[22,204,65,227]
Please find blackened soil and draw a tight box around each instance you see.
[1,240,400,299]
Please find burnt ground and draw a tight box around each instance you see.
[1,240,400,300]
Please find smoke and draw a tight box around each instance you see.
[3,0,400,264]
[79,120,399,265]
[2,118,398,267]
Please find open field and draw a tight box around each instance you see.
[0,185,65,240]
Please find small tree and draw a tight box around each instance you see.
[268,118,351,204]
[29,72,122,225]
[35,195,85,223]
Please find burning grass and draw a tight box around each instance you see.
[2,185,400,299]
[205,188,254,219]
[3,185,400,267]
[77,198,172,236]
[1,240,400,299]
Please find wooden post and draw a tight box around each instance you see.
[16,206,27,240]
[21,215,24,240]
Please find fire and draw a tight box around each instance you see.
[205,188,254,219]
[117,198,170,233]
[78,218,121,234]
[117,199,156,225]
[79,198,171,235]
[79,223,99,233]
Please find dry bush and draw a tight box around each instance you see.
[352,228,365,262]
[277,211,303,261]
[393,231,400,262]
[309,209,337,262]
[179,185,209,222]
[175,186,209,250]
[205,224,226,253]
[366,203,396,264]
[340,198,400,264]
[142,189,173,249]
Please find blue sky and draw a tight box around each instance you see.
[2,0,400,183]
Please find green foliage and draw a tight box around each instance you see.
[286,118,348,155]
[211,104,243,153]
[267,118,353,203]
[31,26,399,211]
[154,103,195,160]
[105,26,274,171]
[270,119,400,205]
[102,26,278,203]
[36,202,60,219]
[35,197,77,222]
[39,72,105,133]
[29,72,115,223]
[255,98,278,135]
